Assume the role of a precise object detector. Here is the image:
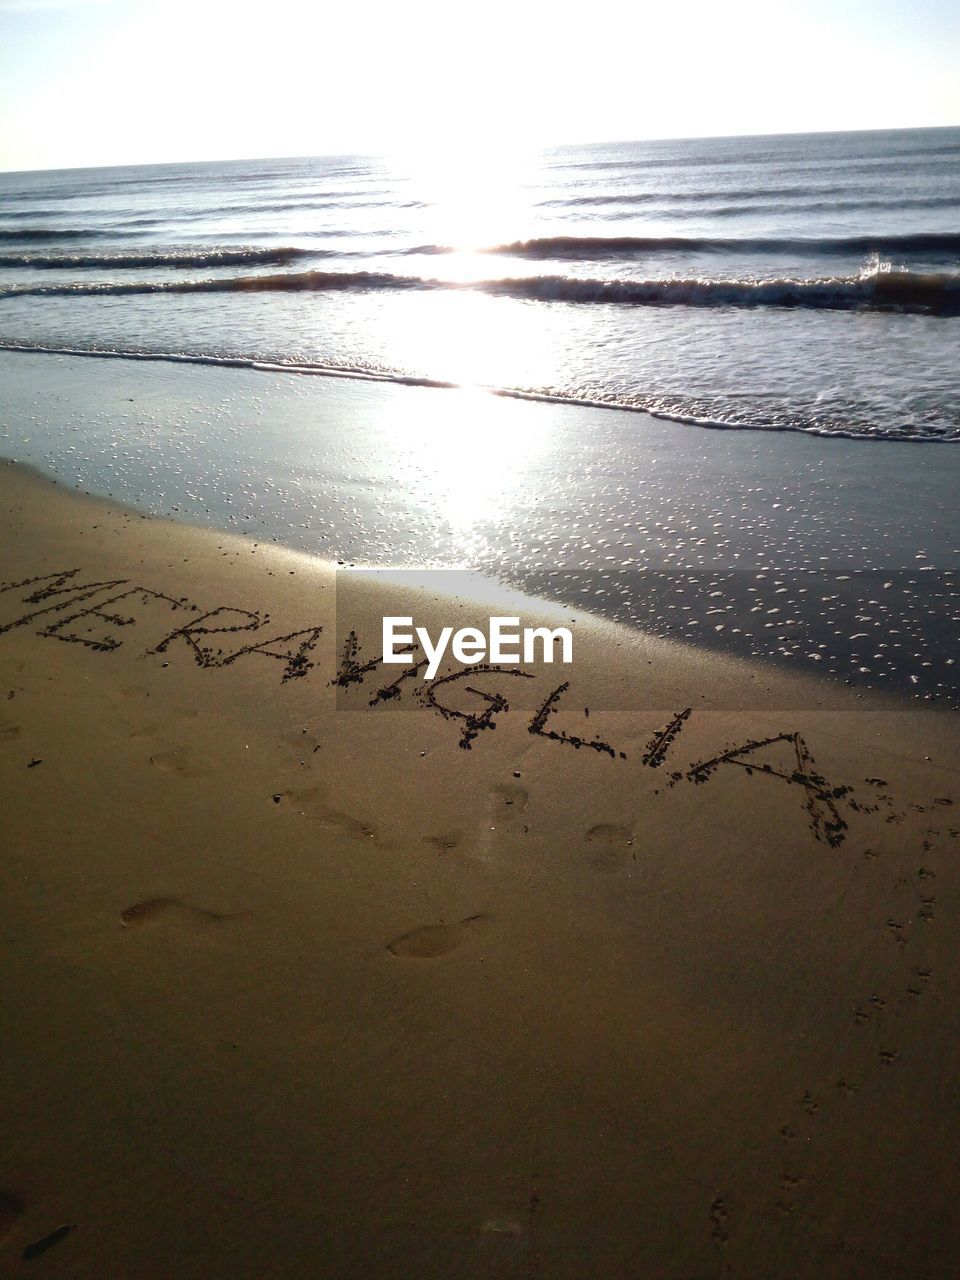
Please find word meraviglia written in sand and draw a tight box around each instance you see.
[1,567,866,848]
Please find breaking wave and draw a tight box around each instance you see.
[0,227,137,242]
[1,341,957,442]
[487,232,960,258]
[0,246,312,269]
[3,265,958,315]
[4,231,959,264]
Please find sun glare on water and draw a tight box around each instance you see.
[372,384,552,547]
[392,141,537,261]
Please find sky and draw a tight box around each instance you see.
[0,0,958,171]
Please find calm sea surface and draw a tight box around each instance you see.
[1,127,959,441]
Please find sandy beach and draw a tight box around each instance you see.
[2,458,959,1277]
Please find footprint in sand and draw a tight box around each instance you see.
[276,787,375,841]
[120,898,226,930]
[130,707,199,741]
[387,914,489,959]
[478,1219,526,1262]
[420,832,463,853]
[491,782,528,813]
[280,727,321,757]
[584,823,635,871]
[148,747,195,776]
[128,723,161,741]
[0,1190,24,1237]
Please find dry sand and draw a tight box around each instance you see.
[1,459,959,1278]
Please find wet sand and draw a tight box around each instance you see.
[1,459,959,1278]
[3,349,959,706]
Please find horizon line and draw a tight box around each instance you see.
[2,121,958,177]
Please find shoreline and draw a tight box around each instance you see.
[2,458,960,1276]
[3,339,960,443]
[3,349,959,709]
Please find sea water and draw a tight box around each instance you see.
[1,127,958,441]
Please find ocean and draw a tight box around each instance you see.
[1,126,959,441]
[1,127,958,706]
